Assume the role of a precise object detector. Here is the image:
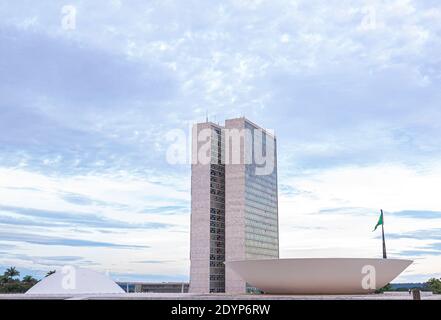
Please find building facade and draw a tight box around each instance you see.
[117,282,189,293]
[224,118,279,293]
[190,117,279,294]
[189,122,226,293]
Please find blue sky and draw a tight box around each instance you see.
[0,0,441,282]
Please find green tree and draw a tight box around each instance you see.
[375,283,393,293]
[426,278,441,294]
[22,275,38,284]
[0,269,38,293]
[3,267,20,282]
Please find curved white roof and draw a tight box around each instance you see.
[225,258,413,294]
[26,267,125,295]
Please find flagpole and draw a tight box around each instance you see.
[381,209,387,259]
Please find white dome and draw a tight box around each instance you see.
[26,267,125,295]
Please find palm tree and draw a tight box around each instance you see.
[4,267,20,281]
[22,275,37,284]
[45,270,56,277]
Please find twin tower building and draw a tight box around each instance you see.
[190,117,279,294]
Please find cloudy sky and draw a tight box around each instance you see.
[1,0,440,283]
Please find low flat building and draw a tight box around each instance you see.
[117,282,189,293]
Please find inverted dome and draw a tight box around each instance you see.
[225,258,413,294]
[26,267,125,295]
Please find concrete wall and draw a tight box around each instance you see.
[189,123,212,293]
[225,118,247,293]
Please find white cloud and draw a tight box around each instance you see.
[1,0,440,283]
[0,167,190,278]
[279,161,441,280]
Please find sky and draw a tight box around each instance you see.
[0,0,441,283]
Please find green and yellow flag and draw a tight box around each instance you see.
[373,210,384,232]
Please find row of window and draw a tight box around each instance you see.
[246,184,277,196]
[210,215,224,223]
[245,201,278,214]
[209,279,225,286]
[210,169,224,177]
[210,215,224,222]
[210,267,225,275]
[210,254,225,261]
[210,201,225,210]
[246,252,278,260]
[211,155,223,163]
[246,176,277,193]
[211,140,223,148]
[210,182,224,190]
[210,141,223,148]
[245,198,277,215]
[211,234,224,242]
[211,151,223,160]
[210,247,225,255]
[210,207,224,215]
[210,188,225,197]
[245,190,277,207]
[245,240,279,255]
[211,163,225,170]
[210,240,224,249]
[211,149,224,157]
[210,221,225,228]
[211,195,225,204]
[245,210,277,227]
[210,226,224,234]
[210,274,225,281]
[210,261,224,268]
[245,173,277,190]
[246,172,277,188]
[245,181,277,198]
[245,223,278,236]
[245,203,277,217]
[210,176,225,184]
[245,243,278,256]
[245,233,279,247]
[245,211,278,225]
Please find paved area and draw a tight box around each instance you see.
[0,292,439,300]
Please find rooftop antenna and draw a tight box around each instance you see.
[206,110,208,123]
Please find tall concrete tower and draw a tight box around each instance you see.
[189,117,278,294]
[189,121,225,293]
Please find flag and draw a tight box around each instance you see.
[373,210,383,232]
